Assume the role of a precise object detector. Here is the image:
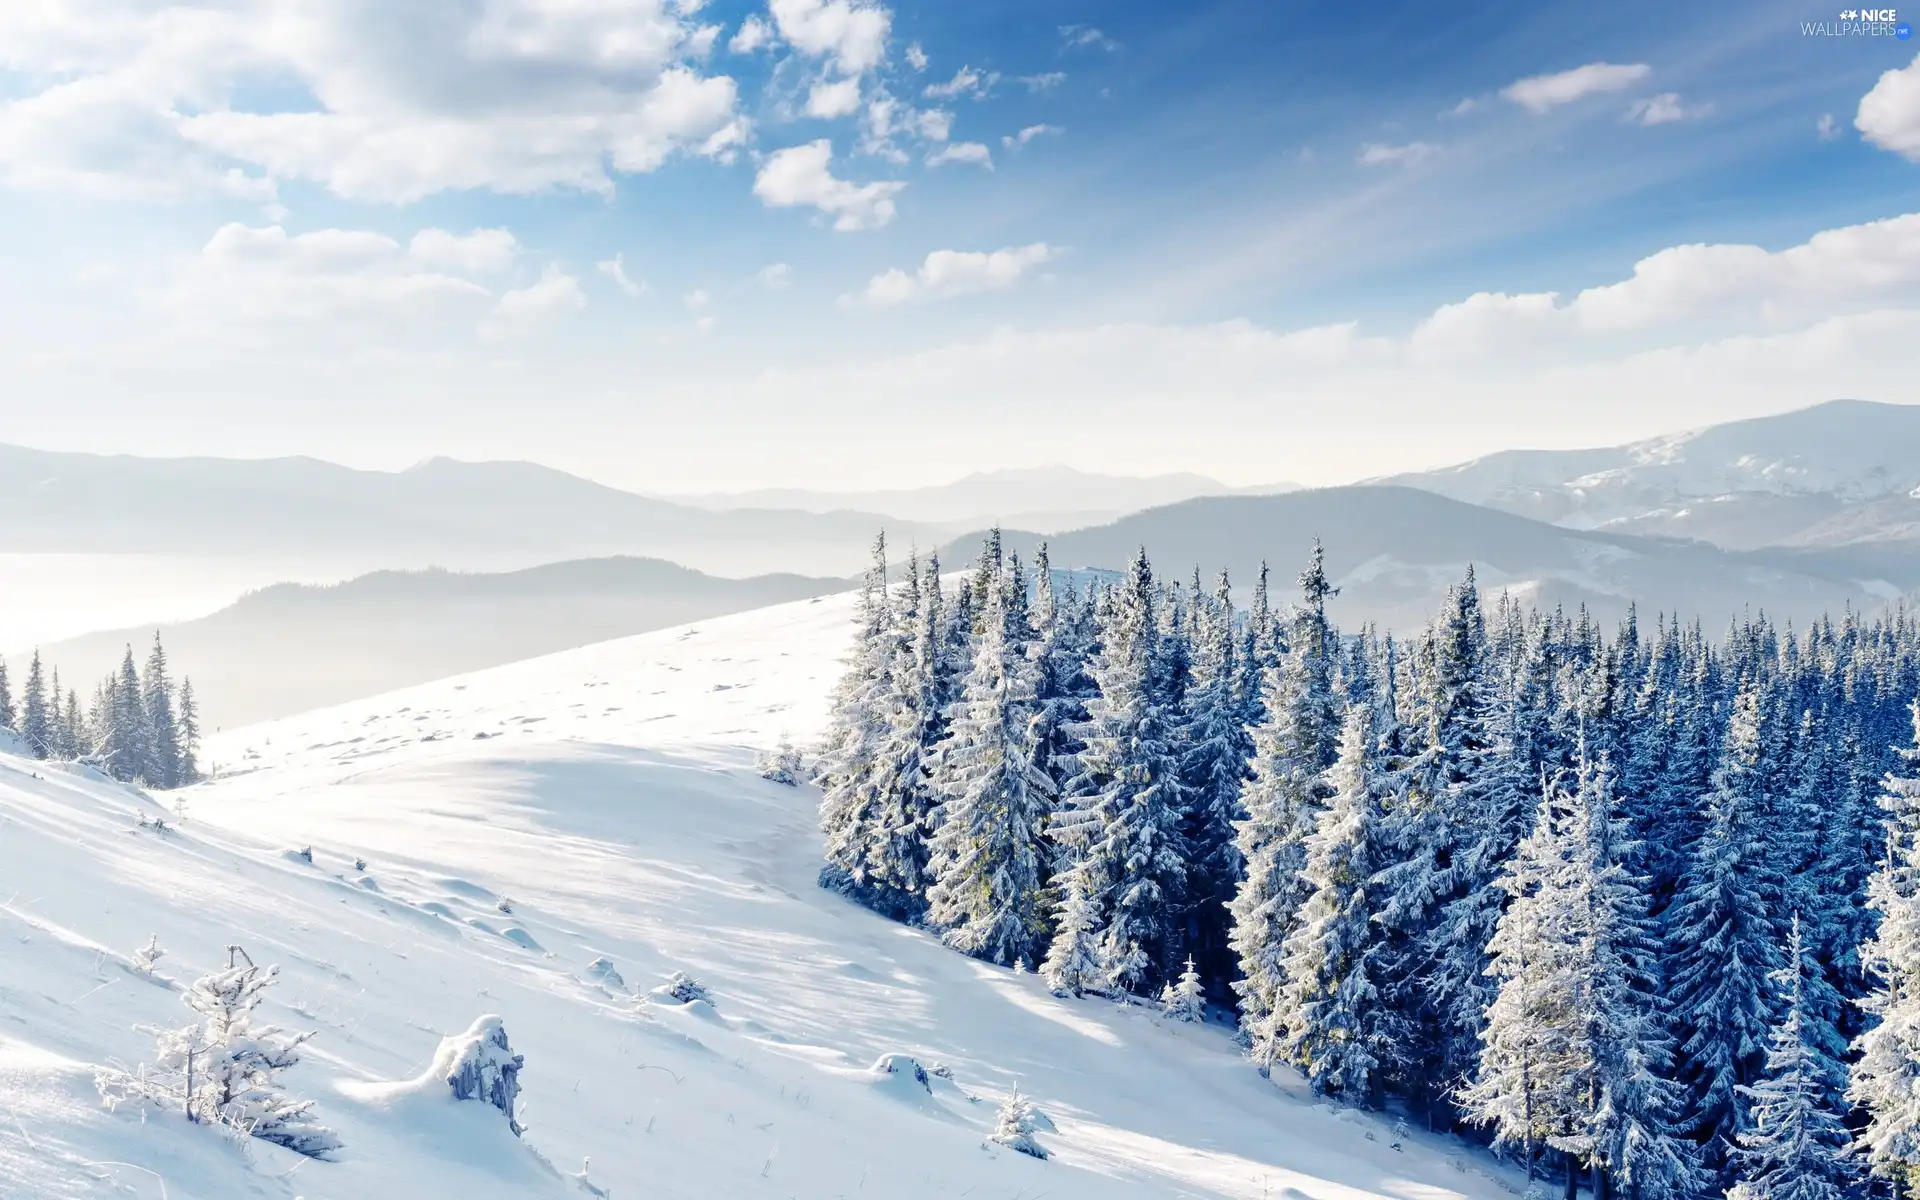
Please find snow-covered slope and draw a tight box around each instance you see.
[1,593,1522,1200]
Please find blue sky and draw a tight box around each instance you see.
[1,0,1918,491]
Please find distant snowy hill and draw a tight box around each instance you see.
[29,557,846,730]
[0,593,1524,1200]
[670,465,1300,533]
[1376,400,1920,550]
[0,445,938,577]
[948,485,1916,628]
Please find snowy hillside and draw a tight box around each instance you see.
[0,592,1522,1200]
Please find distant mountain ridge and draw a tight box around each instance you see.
[667,465,1302,533]
[941,485,1914,630]
[26,556,847,729]
[1375,399,1920,550]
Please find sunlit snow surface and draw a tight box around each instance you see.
[0,592,1522,1199]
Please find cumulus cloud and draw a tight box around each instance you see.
[753,139,904,230]
[1858,51,1920,161]
[925,67,991,100]
[1002,123,1062,149]
[805,78,862,119]
[905,42,928,70]
[597,252,647,296]
[769,0,891,75]
[1357,141,1438,167]
[926,141,992,169]
[489,264,588,334]
[0,0,746,204]
[409,229,519,276]
[853,243,1053,306]
[1502,62,1652,113]
[758,262,792,288]
[1818,113,1840,141]
[730,15,773,52]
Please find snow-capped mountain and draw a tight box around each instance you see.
[1376,400,1920,549]
[0,592,1521,1200]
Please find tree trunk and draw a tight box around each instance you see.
[1564,1152,1578,1200]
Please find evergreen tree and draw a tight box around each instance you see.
[864,556,943,913]
[1050,548,1188,996]
[1179,569,1252,991]
[817,536,899,905]
[177,678,201,783]
[1163,956,1206,1022]
[21,652,50,759]
[925,565,1055,966]
[1229,542,1342,1063]
[62,688,82,760]
[1042,867,1102,997]
[143,634,181,788]
[1278,702,1390,1101]
[1728,916,1854,1200]
[1666,684,1786,1171]
[0,658,12,732]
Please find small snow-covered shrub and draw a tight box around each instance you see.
[1160,956,1205,1023]
[131,935,165,976]
[437,1015,525,1136]
[991,1087,1049,1159]
[97,946,341,1159]
[756,738,804,786]
[648,971,711,1005]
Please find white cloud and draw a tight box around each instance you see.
[1858,51,1920,161]
[805,78,862,119]
[769,0,891,75]
[684,287,711,309]
[1501,62,1652,113]
[1019,72,1067,92]
[854,243,1053,306]
[1059,24,1119,52]
[409,229,519,276]
[752,139,904,230]
[490,264,587,333]
[1818,113,1840,141]
[857,90,951,160]
[597,252,647,296]
[730,15,773,52]
[0,1,745,204]
[926,141,992,169]
[1357,141,1438,167]
[925,67,990,100]
[905,42,928,71]
[1002,123,1062,149]
[1627,92,1704,126]
[1443,97,1479,118]
[758,262,793,288]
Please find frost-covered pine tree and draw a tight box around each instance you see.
[1666,683,1785,1171]
[20,651,50,759]
[1851,702,1920,1195]
[143,634,181,789]
[0,658,12,732]
[1179,569,1251,988]
[925,565,1055,966]
[1728,916,1854,1200]
[1042,866,1103,997]
[1163,956,1206,1022]
[1229,542,1341,1065]
[1050,548,1188,996]
[177,677,201,783]
[1278,703,1390,1101]
[991,1086,1049,1158]
[99,949,340,1158]
[817,535,898,902]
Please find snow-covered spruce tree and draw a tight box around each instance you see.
[1028,544,1095,804]
[143,633,182,789]
[1851,702,1920,1195]
[1049,547,1188,997]
[1041,865,1103,997]
[925,563,1055,966]
[863,554,947,915]
[1179,569,1252,992]
[20,651,51,759]
[1728,915,1855,1200]
[1229,542,1341,1066]
[177,677,201,783]
[991,1086,1049,1159]
[0,657,11,732]
[817,534,897,903]
[1163,956,1206,1022]
[1277,702,1391,1102]
[1464,749,1696,1199]
[98,948,340,1158]
[1665,682,1787,1175]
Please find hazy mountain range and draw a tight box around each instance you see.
[667,467,1301,533]
[31,558,843,729]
